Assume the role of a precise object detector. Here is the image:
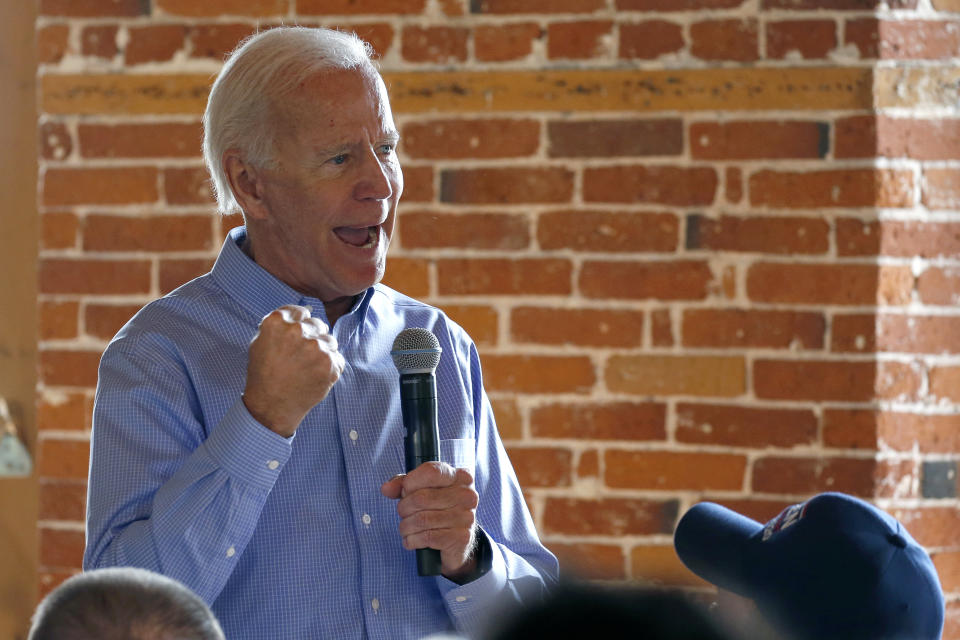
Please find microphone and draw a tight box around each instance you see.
[390,327,443,577]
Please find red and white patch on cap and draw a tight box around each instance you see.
[762,500,810,542]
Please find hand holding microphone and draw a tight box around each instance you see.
[381,328,480,579]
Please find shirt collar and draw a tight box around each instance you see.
[210,225,375,331]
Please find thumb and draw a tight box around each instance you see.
[380,474,406,499]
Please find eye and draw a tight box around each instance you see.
[379,143,395,155]
[330,154,348,165]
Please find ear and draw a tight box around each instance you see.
[223,149,269,221]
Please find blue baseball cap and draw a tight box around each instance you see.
[674,492,944,640]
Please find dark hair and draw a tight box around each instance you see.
[28,567,224,640]
[489,581,744,640]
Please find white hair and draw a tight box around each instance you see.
[202,26,376,215]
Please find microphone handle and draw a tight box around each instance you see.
[399,372,442,576]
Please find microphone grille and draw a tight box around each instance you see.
[391,328,442,373]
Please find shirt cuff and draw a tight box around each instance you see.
[201,396,294,493]
[437,528,509,631]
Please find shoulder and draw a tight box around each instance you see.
[370,284,473,348]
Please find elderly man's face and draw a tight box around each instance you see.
[247,66,402,309]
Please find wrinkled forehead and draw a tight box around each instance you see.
[278,66,394,128]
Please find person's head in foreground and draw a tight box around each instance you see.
[488,581,741,639]
[28,567,225,640]
[674,491,945,640]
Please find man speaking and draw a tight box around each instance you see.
[84,27,557,639]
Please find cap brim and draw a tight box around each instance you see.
[674,502,763,596]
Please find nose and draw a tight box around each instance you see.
[354,147,394,201]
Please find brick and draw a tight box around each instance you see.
[439,304,497,346]
[651,309,673,347]
[930,366,960,402]
[763,0,917,7]
[43,167,158,206]
[725,167,743,204]
[37,25,70,64]
[81,25,118,59]
[84,304,141,340]
[691,19,759,62]
[753,359,875,401]
[548,119,682,158]
[218,213,244,238]
[876,361,921,402]
[437,258,571,295]
[39,121,73,161]
[580,261,712,301]
[530,402,666,441]
[932,551,960,594]
[402,118,539,159]
[682,309,824,349]
[831,314,875,353]
[401,165,433,203]
[440,168,573,204]
[401,26,468,63]
[880,118,960,161]
[630,545,710,587]
[37,392,90,432]
[617,0,745,7]
[584,166,717,206]
[917,267,960,306]
[83,214,214,252]
[339,23,395,59]
[39,480,87,521]
[753,456,881,496]
[39,528,85,570]
[606,355,745,397]
[125,25,186,65]
[39,570,79,600]
[606,450,747,491]
[836,218,879,256]
[690,121,827,160]
[547,20,613,60]
[538,210,678,253]
[489,396,521,440]
[472,0,604,12]
[164,167,214,205]
[40,301,80,341]
[686,214,829,254]
[299,0,425,12]
[823,409,877,450]
[79,122,201,158]
[676,403,817,448]
[875,221,960,259]
[878,266,913,306]
[542,497,678,536]
[848,20,960,60]
[766,20,837,60]
[548,543,625,580]
[577,449,599,478]
[159,258,214,295]
[835,115,876,159]
[887,507,960,548]
[877,315,960,355]
[38,438,90,480]
[40,0,147,17]
[41,212,79,250]
[619,20,684,59]
[747,263,883,305]
[505,447,572,487]
[511,307,644,348]
[39,351,103,388]
[155,0,289,16]
[188,23,256,60]
[40,259,151,295]
[482,355,595,394]
[474,22,540,62]
[924,169,960,210]
[749,169,914,209]
[41,73,212,116]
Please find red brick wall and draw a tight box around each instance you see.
[35,0,960,635]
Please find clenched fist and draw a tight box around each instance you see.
[243,305,345,437]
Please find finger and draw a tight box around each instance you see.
[397,505,476,538]
[401,461,458,495]
[402,526,473,556]
[380,474,406,499]
[276,304,311,324]
[302,316,330,338]
[397,484,478,519]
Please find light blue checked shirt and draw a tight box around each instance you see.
[85,226,557,639]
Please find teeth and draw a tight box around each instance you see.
[360,227,377,249]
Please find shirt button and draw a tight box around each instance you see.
[226,546,236,558]
[361,514,372,525]
[267,460,279,470]
[371,598,380,612]
[348,430,359,441]
[456,596,468,602]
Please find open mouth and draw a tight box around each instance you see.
[334,225,379,249]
